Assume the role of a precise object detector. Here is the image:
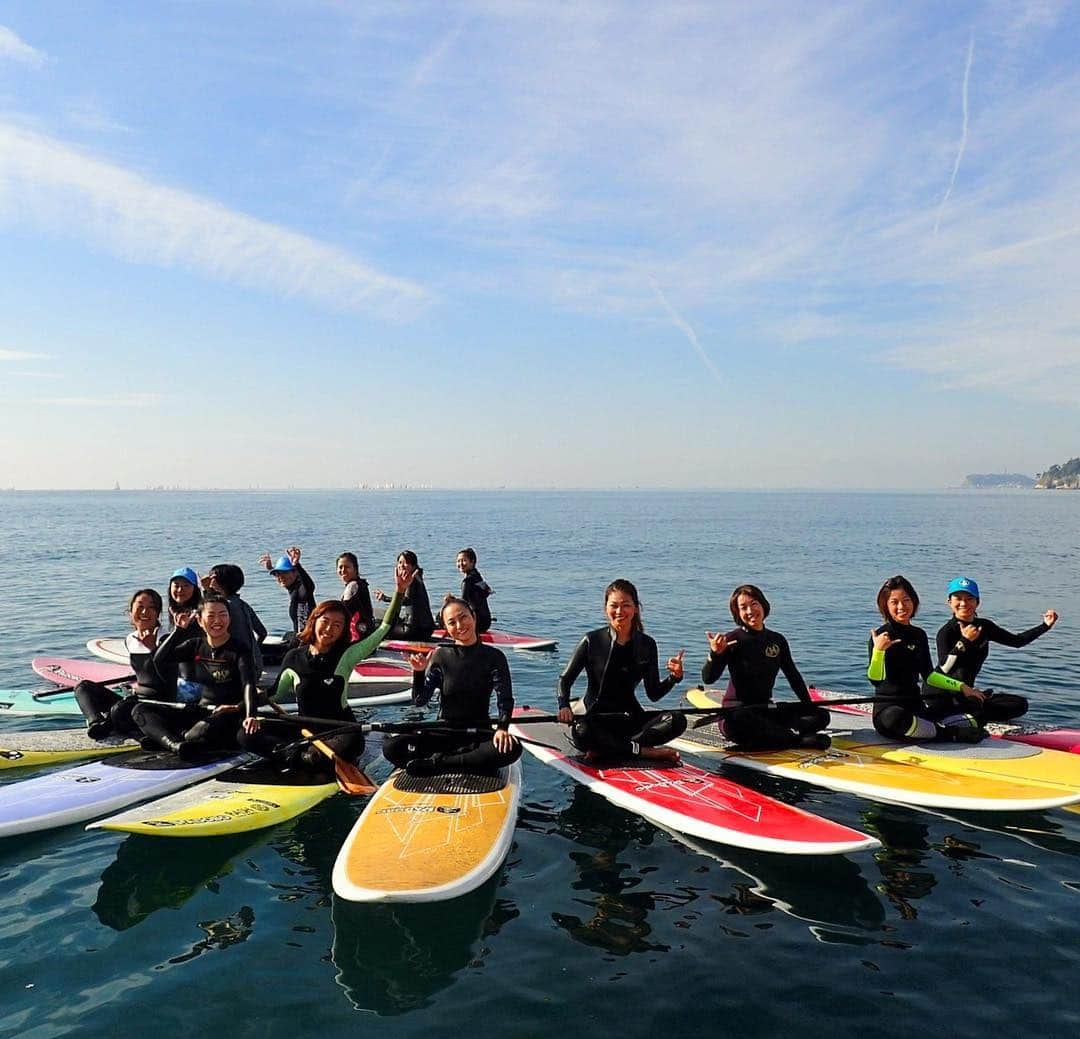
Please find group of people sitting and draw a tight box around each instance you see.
[73,552,1059,780]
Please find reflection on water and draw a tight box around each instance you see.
[93,831,268,931]
[331,874,519,1015]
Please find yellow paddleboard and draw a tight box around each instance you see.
[333,762,522,902]
[680,690,1080,812]
[89,768,338,836]
[0,731,137,771]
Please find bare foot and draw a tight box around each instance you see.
[638,746,680,764]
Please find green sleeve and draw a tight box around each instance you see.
[926,670,963,693]
[867,648,886,682]
[270,668,299,703]
[334,589,404,679]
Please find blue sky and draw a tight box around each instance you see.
[1,1,1078,489]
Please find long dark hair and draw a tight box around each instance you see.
[604,578,644,633]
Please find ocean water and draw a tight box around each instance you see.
[0,489,1077,1038]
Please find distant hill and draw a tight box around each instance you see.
[1036,457,1080,489]
[962,473,1036,489]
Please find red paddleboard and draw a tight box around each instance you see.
[809,687,1080,755]
[509,708,876,856]
[33,657,133,689]
[383,628,556,653]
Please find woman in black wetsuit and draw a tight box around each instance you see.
[375,550,434,641]
[556,579,686,764]
[701,583,830,750]
[382,595,522,776]
[868,575,987,743]
[936,575,1057,708]
[133,593,258,759]
[239,560,413,772]
[75,588,176,740]
[337,551,375,639]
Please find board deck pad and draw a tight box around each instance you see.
[332,761,523,903]
[512,709,877,856]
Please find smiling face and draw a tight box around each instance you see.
[312,610,347,653]
[200,600,232,642]
[170,577,196,605]
[337,556,358,583]
[605,588,638,638]
[274,569,298,589]
[948,591,979,622]
[735,593,766,631]
[455,552,474,575]
[129,592,161,630]
[885,589,915,625]
[397,554,417,580]
[442,601,477,645]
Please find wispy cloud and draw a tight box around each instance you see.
[0,124,430,318]
[934,36,975,234]
[649,278,722,384]
[0,25,45,68]
[0,349,47,361]
[26,394,164,408]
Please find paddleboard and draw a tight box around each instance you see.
[85,638,411,688]
[382,628,557,653]
[333,761,523,902]
[0,680,411,718]
[0,750,252,837]
[511,708,877,855]
[677,689,1080,812]
[33,656,133,688]
[89,763,338,837]
[0,728,138,770]
[809,687,1080,755]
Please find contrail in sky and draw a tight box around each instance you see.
[649,278,722,383]
[934,36,974,234]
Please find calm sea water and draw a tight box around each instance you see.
[0,490,1078,1038]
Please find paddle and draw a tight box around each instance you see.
[266,702,376,796]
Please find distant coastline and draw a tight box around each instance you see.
[962,473,1035,489]
[1035,456,1080,489]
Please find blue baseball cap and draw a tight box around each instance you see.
[268,556,297,575]
[947,576,980,600]
[170,566,199,587]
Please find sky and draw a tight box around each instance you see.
[1,0,1078,490]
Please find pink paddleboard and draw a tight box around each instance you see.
[33,657,133,689]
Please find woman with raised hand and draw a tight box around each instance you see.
[936,575,1056,718]
[167,566,202,631]
[75,588,176,740]
[869,575,986,743]
[375,550,434,641]
[701,583,830,750]
[556,579,686,764]
[239,559,414,773]
[135,593,258,759]
[382,594,521,776]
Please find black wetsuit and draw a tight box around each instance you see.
[557,626,686,758]
[382,641,521,773]
[387,576,435,641]
[936,615,1048,702]
[701,626,828,750]
[225,594,266,676]
[867,620,991,742]
[239,644,363,772]
[343,578,375,637]
[133,631,257,754]
[75,633,176,739]
[460,569,493,634]
[284,564,317,634]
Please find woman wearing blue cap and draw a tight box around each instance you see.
[259,546,317,638]
[936,577,1058,720]
[167,566,202,632]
